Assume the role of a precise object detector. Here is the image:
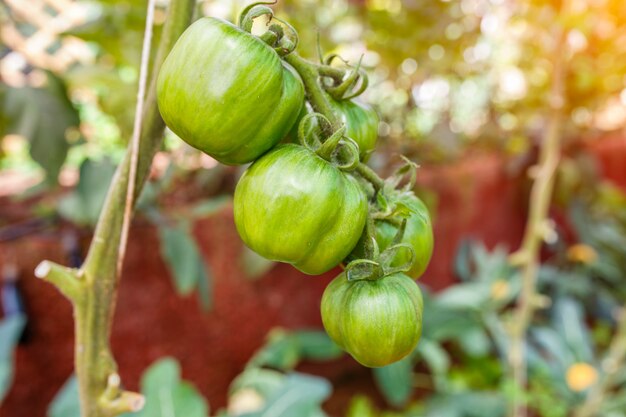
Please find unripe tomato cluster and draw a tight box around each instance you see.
[157,5,433,367]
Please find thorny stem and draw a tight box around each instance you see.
[285,52,385,192]
[34,0,195,415]
[574,311,626,417]
[507,27,567,417]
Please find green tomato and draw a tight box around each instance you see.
[234,144,368,275]
[321,272,423,367]
[332,99,378,160]
[376,193,434,279]
[290,97,378,160]
[157,17,304,165]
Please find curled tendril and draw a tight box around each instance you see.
[322,55,369,101]
[329,137,360,171]
[239,2,276,32]
[238,1,298,56]
[345,259,383,281]
[270,16,299,56]
[326,55,362,100]
[296,113,359,171]
[342,69,369,100]
[385,155,419,192]
[380,243,416,276]
[324,53,350,67]
[297,112,332,149]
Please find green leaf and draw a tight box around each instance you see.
[292,331,344,361]
[425,392,506,417]
[57,158,116,226]
[437,282,490,310]
[47,375,80,417]
[0,315,26,403]
[373,354,414,407]
[417,339,450,391]
[241,373,331,417]
[158,222,212,309]
[248,330,301,371]
[552,297,594,363]
[2,73,78,183]
[230,368,285,399]
[132,357,209,417]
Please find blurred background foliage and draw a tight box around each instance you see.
[1,0,626,416]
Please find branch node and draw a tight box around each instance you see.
[100,373,145,415]
[35,260,83,302]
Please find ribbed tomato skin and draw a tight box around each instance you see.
[321,272,423,367]
[157,17,304,165]
[233,144,368,275]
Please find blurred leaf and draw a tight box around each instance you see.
[48,375,80,417]
[241,373,331,417]
[132,357,208,417]
[424,392,506,417]
[417,339,450,391]
[529,327,571,373]
[373,354,413,407]
[292,331,343,362]
[248,330,301,371]
[0,315,26,403]
[158,222,212,310]
[241,246,275,281]
[58,158,116,226]
[1,73,78,183]
[230,368,285,399]
[437,283,489,310]
[552,297,594,362]
[457,327,491,358]
[454,240,472,282]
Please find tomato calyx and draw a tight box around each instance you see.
[238,2,298,56]
[345,218,416,282]
[296,112,360,171]
[323,54,369,101]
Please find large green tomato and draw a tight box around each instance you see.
[291,98,378,160]
[377,193,434,279]
[234,144,368,275]
[157,17,304,165]
[321,272,423,367]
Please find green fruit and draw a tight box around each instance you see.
[234,144,368,275]
[157,17,304,165]
[321,272,423,367]
[378,193,434,279]
[290,97,378,160]
[333,99,378,160]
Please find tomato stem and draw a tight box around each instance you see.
[34,0,195,415]
[285,53,386,192]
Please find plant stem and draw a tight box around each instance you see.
[35,0,194,416]
[507,28,567,417]
[355,163,385,191]
[285,52,341,131]
[574,310,626,417]
[285,52,385,192]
